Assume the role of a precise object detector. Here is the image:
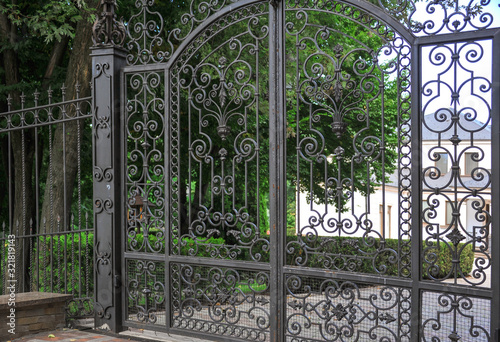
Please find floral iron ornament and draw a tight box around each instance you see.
[301,43,377,139]
[92,0,126,48]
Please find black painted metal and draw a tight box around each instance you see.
[91,46,127,331]
[101,0,499,340]
[491,28,500,342]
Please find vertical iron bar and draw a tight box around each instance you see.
[57,233,61,292]
[49,123,54,232]
[85,229,90,303]
[79,216,83,299]
[21,125,26,293]
[71,223,75,298]
[256,35,261,233]
[381,77,386,239]
[491,30,500,342]
[120,68,127,327]
[64,229,67,293]
[50,234,53,292]
[410,41,422,342]
[164,68,171,332]
[63,105,67,233]
[36,231,39,291]
[397,61,402,277]
[42,220,46,291]
[269,2,286,342]
[35,122,40,291]
[8,132,12,236]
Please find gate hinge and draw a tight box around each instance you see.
[114,275,121,288]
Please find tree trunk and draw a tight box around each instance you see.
[10,130,36,292]
[39,0,98,233]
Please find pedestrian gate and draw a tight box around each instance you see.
[90,0,500,340]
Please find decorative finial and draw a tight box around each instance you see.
[92,0,126,48]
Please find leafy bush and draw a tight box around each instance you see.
[33,232,94,294]
[423,240,474,279]
[129,233,474,280]
[284,235,474,279]
[179,236,227,257]
[6,232,473,299]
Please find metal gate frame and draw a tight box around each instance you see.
[89,0,500,340]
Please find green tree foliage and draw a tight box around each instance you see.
[0,0,97,228]
[0,0,91,43]
[0,0,98,291]
[148,2,407,244]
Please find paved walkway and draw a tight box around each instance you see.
[8,329,128,342]
[8,328,209,342]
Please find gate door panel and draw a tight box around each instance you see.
[120,0,500,341]
[417,36,494,341]
[123,2,273,339]
[283,3,413,341]
[169,4,272,338]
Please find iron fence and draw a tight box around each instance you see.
[0,87,95,319]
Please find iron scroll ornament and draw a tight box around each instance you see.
[92,0,126,48]
[421,41,492,286]
[119,0,497,341]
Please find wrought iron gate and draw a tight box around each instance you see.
[92,0,500,340]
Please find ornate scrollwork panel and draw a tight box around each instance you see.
[171,264,270,341]
[126,259,166,325]
[66,298,95,318]
[125,71,166,253]
[285,275,411,341]
[376,0,499,36]
[421,40,492,286]
[125,0,269,65]
[422,291,490,341]
[170,8,270,261]
[123,0,500,67]
[284,6,412,276]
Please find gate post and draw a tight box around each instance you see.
[91,0,127,332]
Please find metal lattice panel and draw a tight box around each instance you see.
[171,264,270,340]
[285,275,411,341]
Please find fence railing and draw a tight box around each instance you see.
[0,86,95,319]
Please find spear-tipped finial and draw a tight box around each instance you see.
[20,92,26,108]
[61,83,67,101]
[75,82,81,99]
[47,86,53,103]
[34,89,40,106]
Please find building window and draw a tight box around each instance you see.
[465,152,478,175]
[379,204,383,235]
[435,152,448,174]
[387,205,392,238]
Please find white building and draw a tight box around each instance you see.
[296,112,491,247]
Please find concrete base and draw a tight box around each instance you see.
[0,292,73,339]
